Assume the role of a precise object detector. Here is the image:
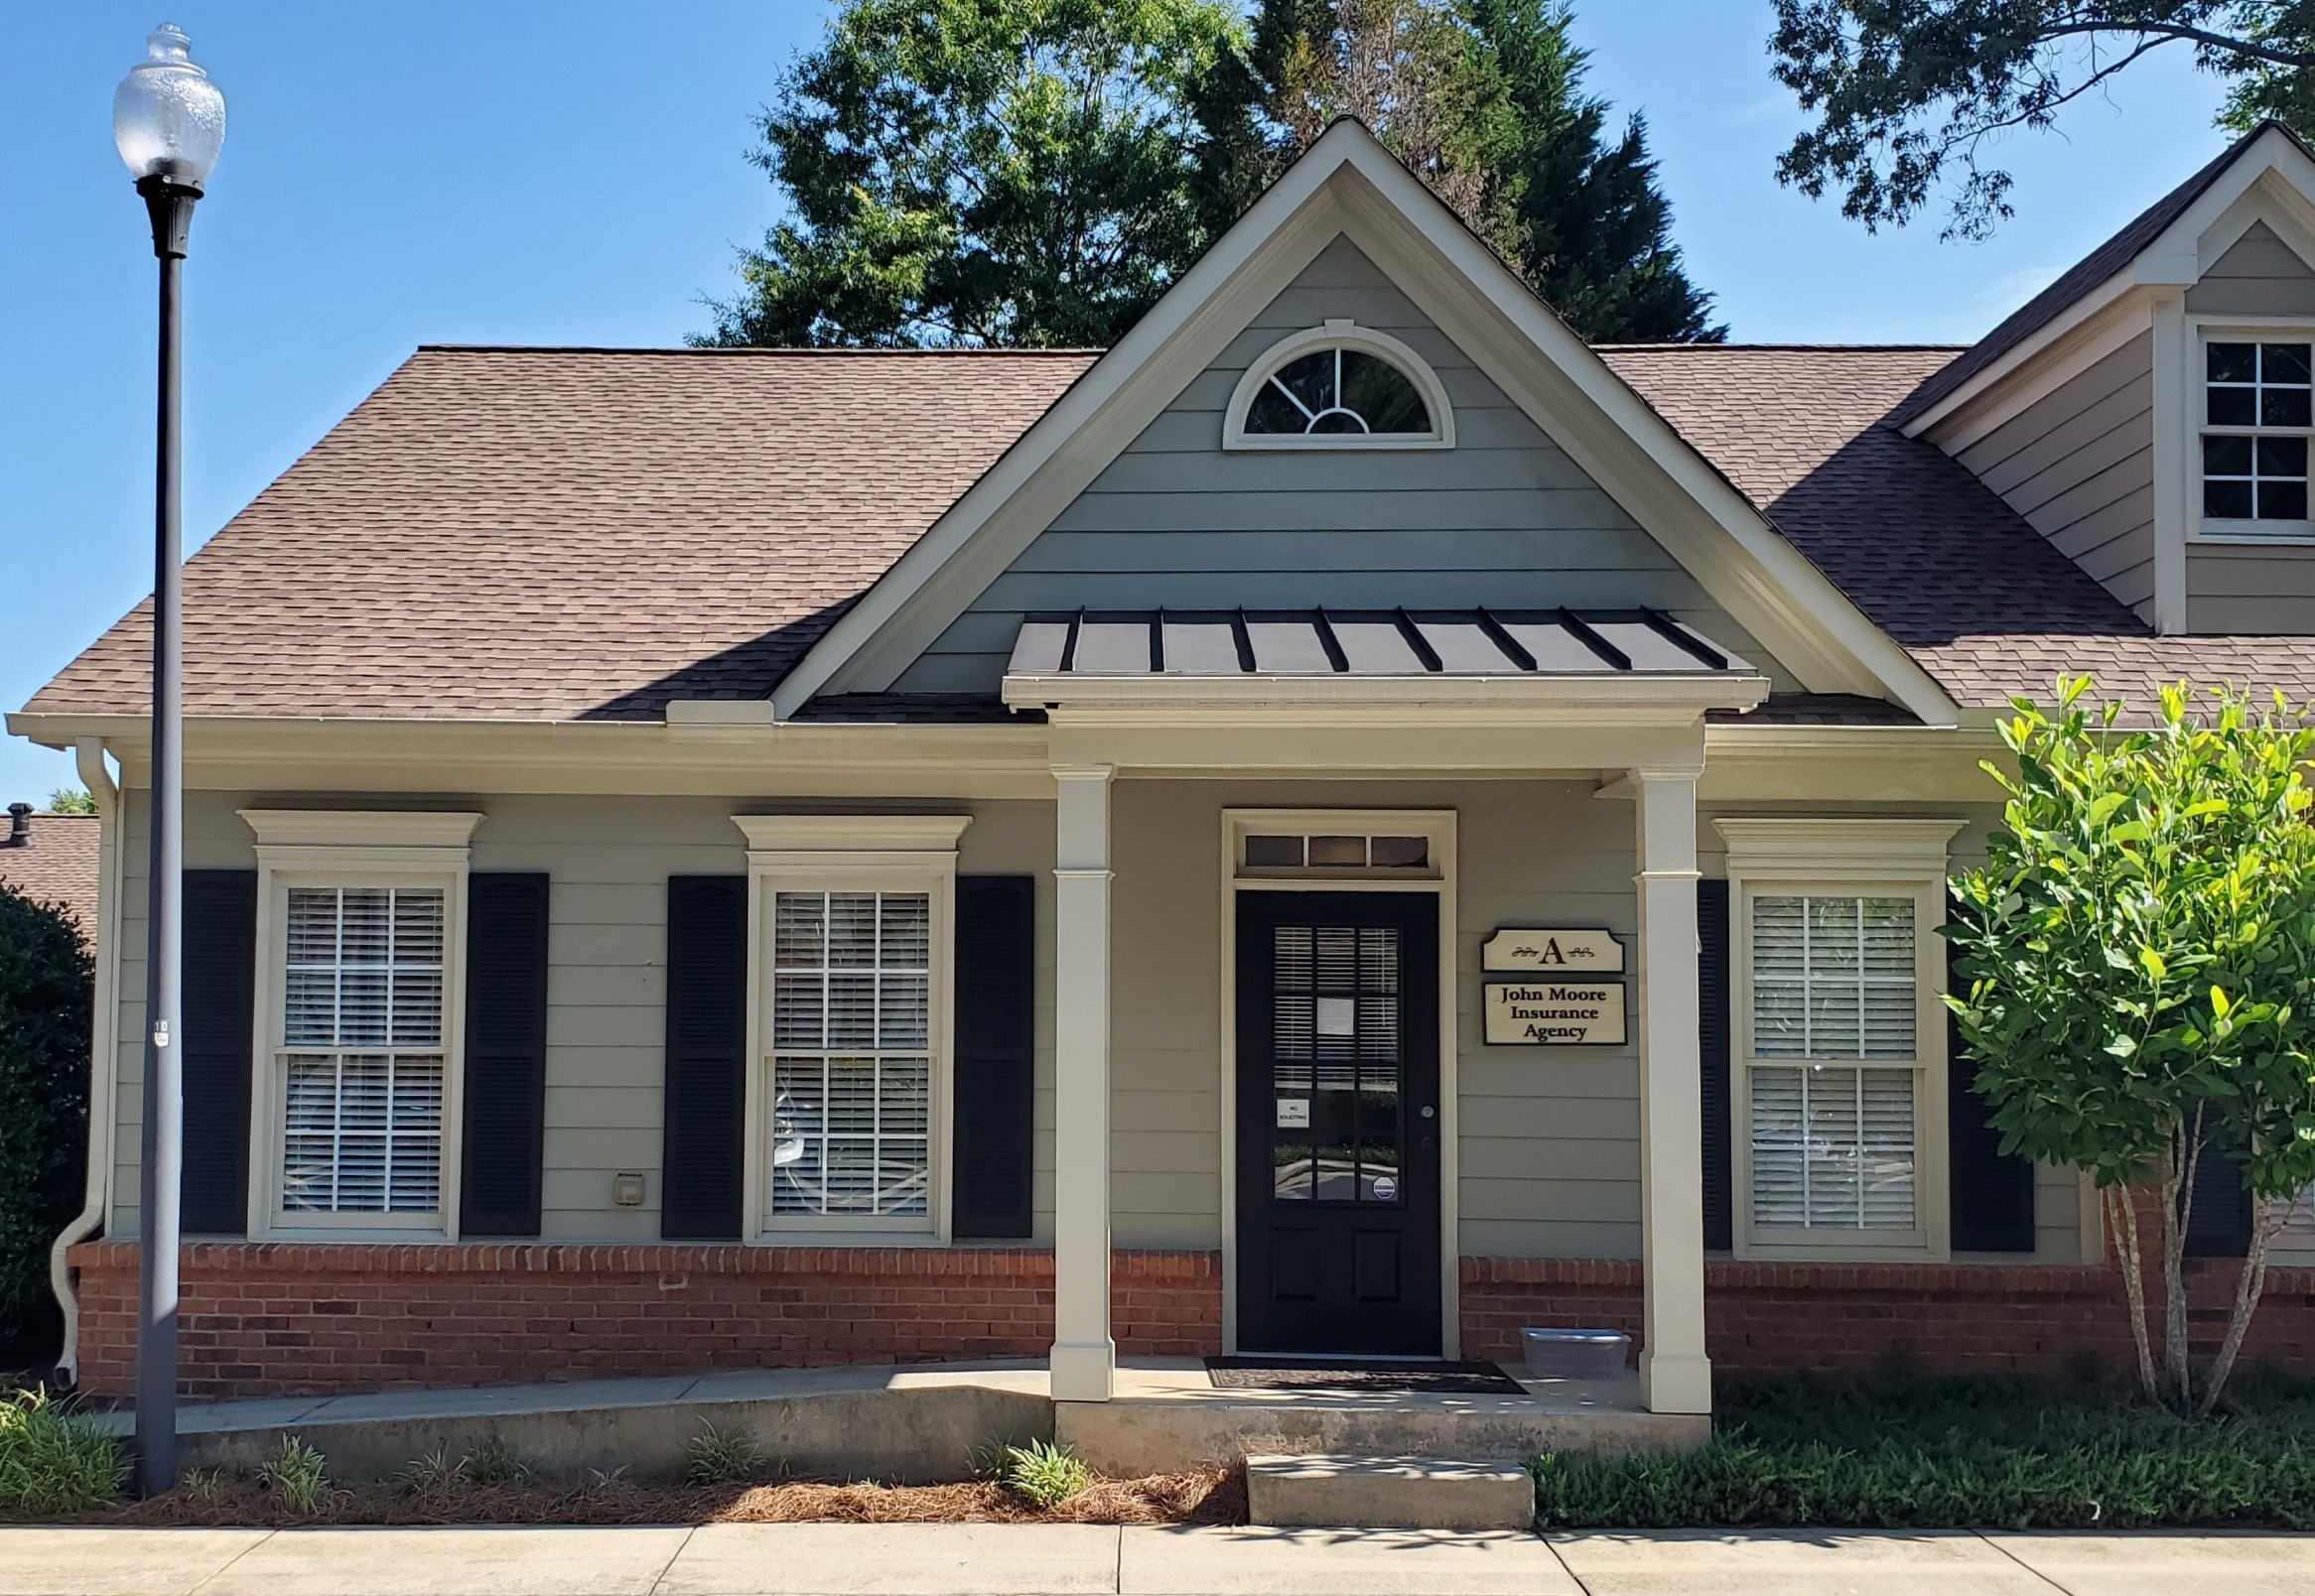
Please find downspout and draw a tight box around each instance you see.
[49,737,120,1386]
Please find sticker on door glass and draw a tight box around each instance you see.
[1370,1174,1398,1202]
[1314,997,1356,1037]
[1276,1097,1311,1129]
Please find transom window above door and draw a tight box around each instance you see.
[1228,811,1452,881]
[2202,338,2314,536]
[1224,322,1454,450]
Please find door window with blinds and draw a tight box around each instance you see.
[766,889,935,1227]
[1742,890,1930,1250]
[277,883,450,1222]
[1270,923,1404,1203]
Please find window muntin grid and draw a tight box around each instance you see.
[2204,340,2314,527]
[1270,924,1404,1205]
[279,885,446,1215]
[767,890,932,1220]
[1746,894,1919,1232]
[1243,345,1432,436]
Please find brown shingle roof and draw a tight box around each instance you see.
[0,813,100,938]
[28,341,2315,732]
[29,346,1097,721]
[1602,344,2315,716]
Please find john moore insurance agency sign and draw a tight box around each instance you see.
[1481,927,1627,1046]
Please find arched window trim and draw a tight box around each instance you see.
[1222,320,1456,451]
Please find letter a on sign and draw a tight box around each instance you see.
[1481,927,1624,975]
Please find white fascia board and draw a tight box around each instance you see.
[1907,127,2315,442]
[767,118,1957,730]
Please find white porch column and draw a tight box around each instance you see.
[1049,763,1116,1401]
[1632,763,1711,1414]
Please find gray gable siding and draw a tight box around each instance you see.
[2186,220,2315,317]
[890,236,1794,694]
[1954,332,2155,621]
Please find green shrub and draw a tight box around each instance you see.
[1532,1374,2315,1530]
[0,1387,125,1513]
[397,1448,467,1493]
[683,1422,765,1485]
[257,1435,330,1515]
[1000,1440,1092,1509]
[461,1435,536,1487]
[0,888,90,1346]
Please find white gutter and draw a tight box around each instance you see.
[49,737,119,1386]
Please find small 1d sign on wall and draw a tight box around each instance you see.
[1481,927,1624,975]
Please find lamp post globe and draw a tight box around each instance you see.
[113,20,222,1501]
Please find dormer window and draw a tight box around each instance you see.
[2202,339,2313,537]
[1224,321,1454,450]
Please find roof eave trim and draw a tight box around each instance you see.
[1002,670,1772,716]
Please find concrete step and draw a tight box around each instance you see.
[1245,1452,1537,1530]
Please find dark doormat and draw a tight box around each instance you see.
[1204,1357,1527,1396]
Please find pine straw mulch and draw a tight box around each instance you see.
[70,1465,1243,1529]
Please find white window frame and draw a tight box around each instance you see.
[1223,321,1456,451]
[2191,320,2315,543]
[241,809,483,1241]
[1716,819,1962,1263]
[735,815,969,1244]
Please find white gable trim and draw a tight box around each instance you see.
[768,120,1958,728]
[1905,126,2315,442]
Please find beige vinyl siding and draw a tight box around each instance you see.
[891,235,1797,696]
[2185,220,2315,317]
[1955,332,2155,621]
[108,791,1057,1244]
[2185,542,2315,633]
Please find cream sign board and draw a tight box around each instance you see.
[1481,927,1624,975]
[1484,981,1627,1046]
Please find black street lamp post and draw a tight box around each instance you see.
[111,20,224,1501]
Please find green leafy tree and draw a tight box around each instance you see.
[42,791,94,817]
[697,0,1243,347]
[1199,0,1722,341]
[1948,679,2315,1412]
[0,888,90,1350]
[1771,3,2315,239]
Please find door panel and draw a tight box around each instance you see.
[1236,891,1441,1355]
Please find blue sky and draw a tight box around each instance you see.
[0,3,2231,800]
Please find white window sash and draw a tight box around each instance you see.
[245,852,471,1241]
[1719,852,1953,1263]
[2193,329,2315,541]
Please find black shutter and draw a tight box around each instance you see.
[952,875,1035,1239]
[662,875,747,1240]
[460,872,550,1237]
[2185,1120,2254,1258]
[1947,917,2036,1251]
[182,869,256,1235]
[1698,878,1733,1252]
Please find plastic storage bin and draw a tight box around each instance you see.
[1520,1327,1630,1380]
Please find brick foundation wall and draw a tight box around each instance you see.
[67,1243,1224,1400]
[69,1243,2315,1400]
[1459,1256,2315,1376]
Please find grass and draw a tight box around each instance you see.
[1533,1371,2315,1530]
[683,1423,766,1486]
[256,1436,330,1516]
[998,1440,1093,1509]
[0,1387,126,1514]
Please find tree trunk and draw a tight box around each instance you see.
[2199,1203,2279,1416]
[2162,1123,2198,1406]
[2106,1183,2160,1401]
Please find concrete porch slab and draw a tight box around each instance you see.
[1064,1365,1702,1476]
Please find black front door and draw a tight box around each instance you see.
[1234,891,1441,1355]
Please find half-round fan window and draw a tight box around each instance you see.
[1225,323,1454,449]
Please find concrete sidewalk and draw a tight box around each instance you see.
[1,1523,2311,1596]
